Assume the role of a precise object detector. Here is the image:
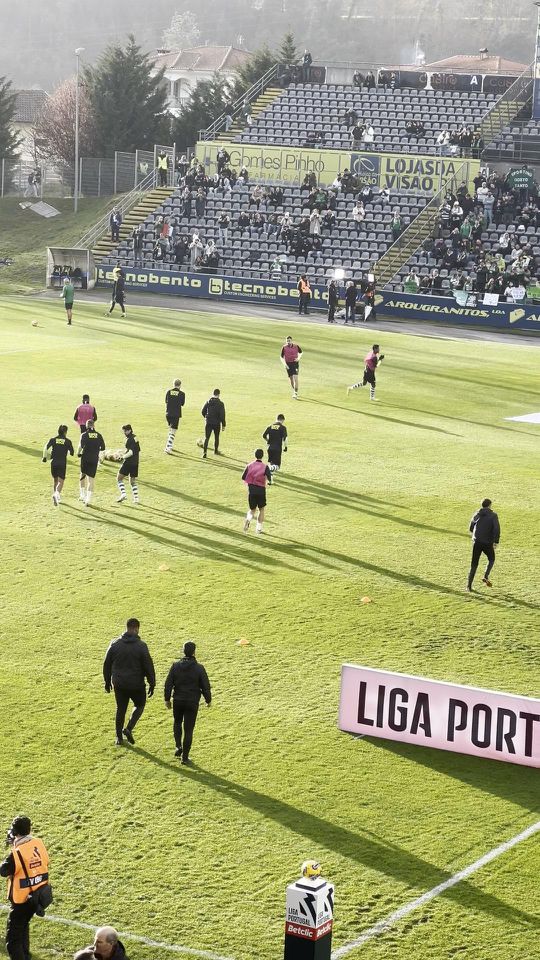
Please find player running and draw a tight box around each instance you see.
[42,425,74,506]
[280,336,303,399]
[106,267,126,318]
[242,448,272,535]
[164,379,185,454]
[262,414,288,473]
[61,276,75,325]
[117,424,140,504]
[347,343,385,401]
[78,419,105,506]
[74,394,98,434]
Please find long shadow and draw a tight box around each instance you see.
[368,739,540,814]
[402,361,540,400]
[142,478,238,517]
[0,438,42,458]
[383,402,539,437]
[305,397,461,436]
[130,747,537,929]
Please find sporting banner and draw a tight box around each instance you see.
[197,141,479,193]
[339,665,540,768]
[375,290,540,331]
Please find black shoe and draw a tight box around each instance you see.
[181,757,192,766]
[122,727,135,745]
[174,748,182,757]
[202,452,207,459]
[115,736,124,746]
[466,584,473,592]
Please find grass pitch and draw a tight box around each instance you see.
[0,296,538,960]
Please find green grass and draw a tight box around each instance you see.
[0,297,538,960]
[0,197,119,294]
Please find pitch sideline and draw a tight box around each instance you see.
[331,818,540,958]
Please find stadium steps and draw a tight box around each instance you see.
[92,187,174,259]
[217,88,284,141]
[375,206,440,287]
[478,68,533,149]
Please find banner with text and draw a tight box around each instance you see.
[375,290,540,331]
[197,141,479,192]
[339,665,540,767]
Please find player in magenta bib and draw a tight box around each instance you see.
[347,343,385,401]
[280,336,303,398]
[241,448,272,534]
[74,395,98,433]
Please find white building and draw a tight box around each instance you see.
[151,45,252,115]
[12,89,48,161]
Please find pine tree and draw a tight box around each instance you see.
[162,11,201,50]
[171,75,232,149]
[0,76,21,160]
[231,45,277,102]
[277,32,298,65]
[85,35,170,157]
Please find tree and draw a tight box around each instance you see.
[0,76,21,160]
[231,45,276,102]
[162,10,201,49]
[171,75,233,149]
[85,35,170,157]
[34,77,97,165]
[277,32,298,65]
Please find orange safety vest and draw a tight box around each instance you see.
[8,837,49,904]
[299,279,311,295]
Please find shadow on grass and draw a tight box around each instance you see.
[305,397,461,436]
[0,438,42,458]
[130,747,538,930]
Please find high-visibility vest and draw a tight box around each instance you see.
[299,279,311,295]
[157,155,168,171]
[8,838,49,905]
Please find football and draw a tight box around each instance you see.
[31,320,38,326]
[301,860,322,879]
[196,438,205,447]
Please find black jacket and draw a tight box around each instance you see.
[103,632,156,691]
[469,507,500,544]
[74,941,127,960]
[164,657,211,705]
[202,396,226,427]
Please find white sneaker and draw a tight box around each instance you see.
[347,386,352,395]
[243,518,251,532]
[52,492,59,506]
[164,447,172,454]
[256,527,264,535]
[117,494,127,503]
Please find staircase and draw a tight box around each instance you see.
[217,87,283,141]
[479,63,534,149]
[91,187,173,262]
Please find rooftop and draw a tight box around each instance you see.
[13,89,48,124]
[396,54,528,76]
[152,45,251,74]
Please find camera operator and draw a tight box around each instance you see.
[74,926,128,960]
[0,816,50,960]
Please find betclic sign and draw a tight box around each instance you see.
[339,665,540,767]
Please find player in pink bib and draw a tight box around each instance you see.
[347,343,385,401]
[241,448,272,534]
[280,336,303,398]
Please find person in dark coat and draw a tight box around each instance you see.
[327,280,339,322]
[467,498,500,591]
[201,389,226,459]
[74,926,128,960]
[103,618,155,746]
[164,642,211,764]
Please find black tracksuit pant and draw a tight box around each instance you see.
[173,700,199,759]
[114,686,147,738]
[203,423,221,453]
[468,541,495,588]
[6,901,35,960]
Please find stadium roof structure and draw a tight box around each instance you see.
[395,54,528,75]
[13,89,48,124]
[152,45,251,73]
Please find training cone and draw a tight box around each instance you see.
[360,596,373,604]
[236,637,251,646]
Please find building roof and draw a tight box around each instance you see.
[395,54,527,76]
[13,89,48,124]
[153,45,251,74]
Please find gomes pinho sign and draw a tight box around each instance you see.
[339,665,540,767]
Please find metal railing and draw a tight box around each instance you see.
[198,62,280,142]
[78,168,160,249]
[479,62,534,148]
[483,128,540,165]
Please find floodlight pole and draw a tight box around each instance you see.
[74,47,85,213]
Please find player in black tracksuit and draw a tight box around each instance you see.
[78,419,105,506]
[467,498,500,591]
[263,415,288,472]
[43,425,74,506]
[164,379,186,454]
[201,389,226,458]
[107,271,126,317]
[103,617,156,746]
[164,641,211,763]
[117,424,140,503]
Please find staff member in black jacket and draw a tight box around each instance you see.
[467,498,500,591]
[164,642,211,764]
[201,388,226,459]
[103,618,156,746]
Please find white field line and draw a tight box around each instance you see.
[331,819,540,958]
[0,905,234,960]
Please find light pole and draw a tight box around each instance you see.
[74,47,85,213]
[534,3,540,121]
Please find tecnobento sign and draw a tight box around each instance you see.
[339,665,540,767]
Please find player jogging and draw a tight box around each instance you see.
[74,394,98,434]
[281,336,303,398]
[242,448,272,535]
[117,424,140,504]
[107,267,126,318]
[164,379,185,454]
[42,424,74,506]
[61,277,75,324]
[78,419,105,506]
[263,414,288,472]
[347,343,385,401]
[201,389,226,459]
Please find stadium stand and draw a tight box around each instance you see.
[233,84,499,154]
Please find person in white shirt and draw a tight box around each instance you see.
[506,282,526,302]
[351,201,366,234]
[362,123,375,150]
[309,209,321,235]
[436,129,450,155]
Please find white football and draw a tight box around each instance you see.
[196,438,205,447]
[31,320,38,326]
